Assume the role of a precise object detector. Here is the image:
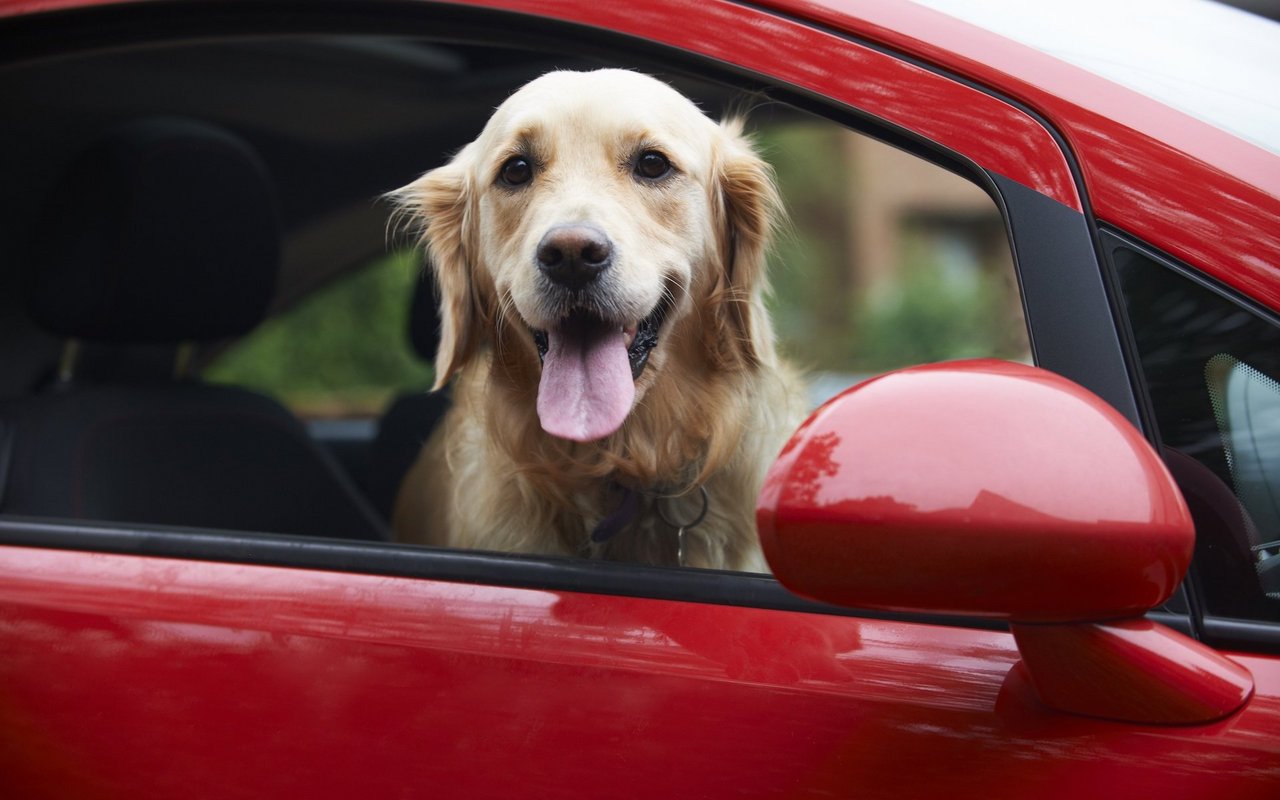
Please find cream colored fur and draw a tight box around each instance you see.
[389,69,803,571]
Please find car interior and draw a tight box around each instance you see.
[0,34,755,542]
[1113,241,1280,620]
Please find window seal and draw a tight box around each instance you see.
[0,515,1013,630]
[1100,226,1280,328]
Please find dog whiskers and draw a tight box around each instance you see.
[494,291,521,353]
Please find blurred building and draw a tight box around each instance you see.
[841,132,1012,299]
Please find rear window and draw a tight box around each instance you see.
[1113,237,1280,621]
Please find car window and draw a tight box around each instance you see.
[3,34,1029,573]
[1112,237,1280,621]
[206,250,432,419]
[758,113,1028,406]
[208,108,1029,417]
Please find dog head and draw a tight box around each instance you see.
[393,69,780,443]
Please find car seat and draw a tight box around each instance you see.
[0,118,386,541]
[367,269,452,521]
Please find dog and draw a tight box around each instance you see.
[389,69,803,571]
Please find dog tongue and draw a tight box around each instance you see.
[538,319,634,442]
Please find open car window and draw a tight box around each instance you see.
[1,33,1026,578]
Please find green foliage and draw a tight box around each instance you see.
[756,122,855,371]
[757,119,1025,375]
[851,249,1020,370]
[204,250,433,415]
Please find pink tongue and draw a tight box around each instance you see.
[537,324,635,442]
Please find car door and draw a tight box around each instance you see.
[1,1,1277,798]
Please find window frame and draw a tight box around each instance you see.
[0,0,1167,636]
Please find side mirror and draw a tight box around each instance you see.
[757,359,1252,724]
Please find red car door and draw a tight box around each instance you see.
[1,1,1277,798]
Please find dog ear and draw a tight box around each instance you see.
[389,149,479,390]
[710,118,783,369]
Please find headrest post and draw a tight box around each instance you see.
[174,342,195,380]
[57,339,81,384]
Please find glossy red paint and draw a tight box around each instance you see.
[3,545,1280,798]
[1012,619,1254,725]
[758,360,1194,622]
[756,359,1259,726]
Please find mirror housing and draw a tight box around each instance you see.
[758,360,1252,723]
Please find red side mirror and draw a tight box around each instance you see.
[758,360,1252,724]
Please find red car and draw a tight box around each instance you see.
[1,0,1277,797]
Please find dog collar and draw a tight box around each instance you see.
[590,485,642,543]
[589,484,709,544]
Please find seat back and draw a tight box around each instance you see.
[2,118,386,541]
[368,270,451,519]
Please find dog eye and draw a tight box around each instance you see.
[634,151,672,180]
[499,156,533,187]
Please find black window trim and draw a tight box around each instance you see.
[0,515,1014,629]
[1101,227,1280,331]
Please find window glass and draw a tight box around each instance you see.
[1207,354,1280,544]
[206,250,431,418]
[1114,241,1280,620]
[740,116,1028,406]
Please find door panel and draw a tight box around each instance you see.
[2,546,1278,798]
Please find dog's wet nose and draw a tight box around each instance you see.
[536,224,613,291]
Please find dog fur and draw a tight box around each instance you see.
[389,69,803,571]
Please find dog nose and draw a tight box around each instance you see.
[536,224,613,291]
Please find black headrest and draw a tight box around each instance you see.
[27,119,279,343]
[408,269,442,362]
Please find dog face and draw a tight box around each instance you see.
[395,69,779,442]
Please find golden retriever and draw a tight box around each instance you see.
[389,69,803,571]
